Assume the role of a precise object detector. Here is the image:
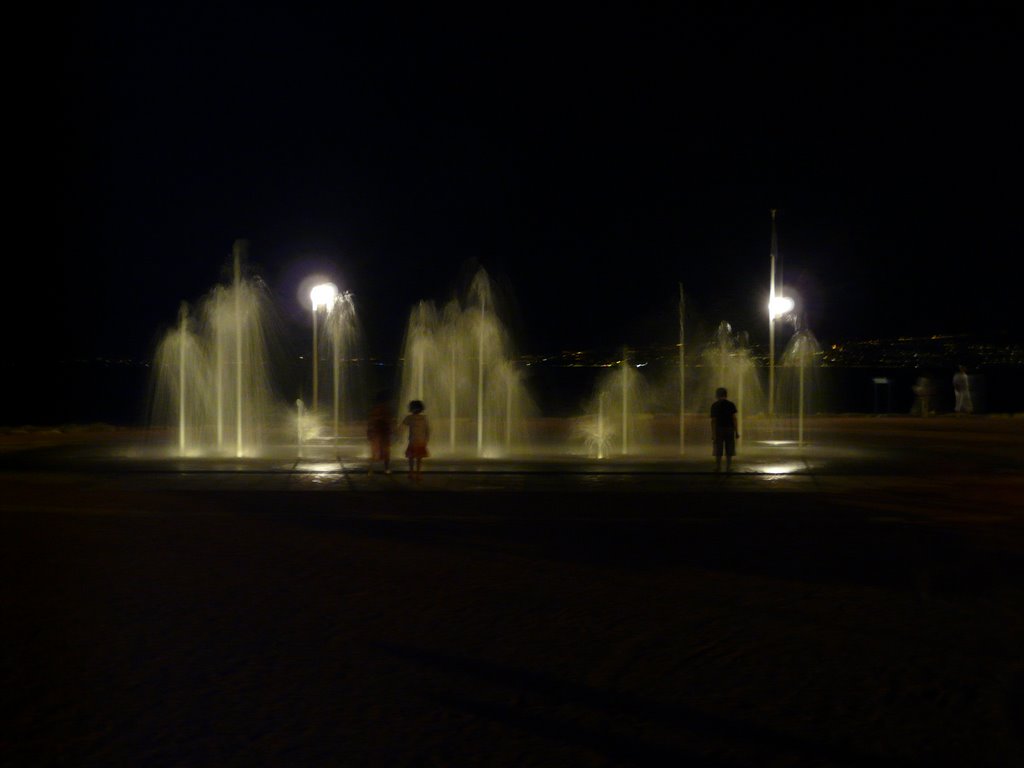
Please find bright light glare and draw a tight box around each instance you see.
[296,462,342,474]
[768,295,795,319]
[311,283,338,310]
[760,463,804,475]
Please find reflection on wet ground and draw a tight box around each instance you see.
[0,417,1021,501]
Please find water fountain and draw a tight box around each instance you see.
[398,268,534,457]
[685,321,766,448]
[152,302,210,455]
[150,241,281,456]
[319,290,359,441]
[678,284,686,454]
[779,324,821,445]
[578,350,651,457]
[145,241,824,465]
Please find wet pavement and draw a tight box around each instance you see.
[2,416,1022,495]
[4,416,1024,766]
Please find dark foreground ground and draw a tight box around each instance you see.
[3,418,1024,766]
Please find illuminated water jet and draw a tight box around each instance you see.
[324,291,357,442]
[699,322,762,432]
[151,241,280,456]
[398,268,534,457]
[781,326,821,446]
[579,353,650,456]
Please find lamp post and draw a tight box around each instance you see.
[233,241,246,458]
[622,346,629,456]
[768,294,794,418]
[766,210,793,419]
[477,291,486,457]
[678,283,685,455]
[310,282,338,412]
[178,302,188,456]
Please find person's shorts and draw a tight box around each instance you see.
[405,442,429,459]
[713,434,735,458]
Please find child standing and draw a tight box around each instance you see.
[710,386,739,472]
[366,391,393,475]
[402,400,430,478]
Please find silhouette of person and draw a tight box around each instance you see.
[912,376,935,417]
[710,387,738,472]
[402,400,430,478]
[366,391,393,474]
[953,365,973,414]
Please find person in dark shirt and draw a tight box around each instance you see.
[710,387,739,472]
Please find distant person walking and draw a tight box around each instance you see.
[710,387,738,472]
[366,391,393,475]
[953,365,973,414]
[402,400,430,479]
[912,376,935,417]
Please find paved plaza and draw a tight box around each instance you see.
[3,417,1023,766]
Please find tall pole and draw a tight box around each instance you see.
[477,294,485,456]
[505,367,512,452]
[449,344,456,451]
[768,209,778,420]
[719,328,727,397]
[622,347,629,455]
[598,391,605,460]
[178,302,187,456]
[415,343,424,398]
[216,316,223,449]
[798,356,806,446]
[311,304,319,412]
[333,331,340,441]
[738,353,745,440]
[309,283,337,419]
[234,242,244,458]
[679,283,685,455]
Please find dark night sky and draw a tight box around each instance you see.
[51,5,1022,361]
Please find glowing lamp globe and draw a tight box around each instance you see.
[311,283,338,311]
[768,295,795,319]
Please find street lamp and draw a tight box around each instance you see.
[766,209,795,419]
[768,293,794,420]
[310,282,338,411]
[769,295,794,319]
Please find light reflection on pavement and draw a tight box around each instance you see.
[0,417,1021,507]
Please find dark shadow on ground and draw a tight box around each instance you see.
[379,641,898,767]
[177,489,1024,599]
